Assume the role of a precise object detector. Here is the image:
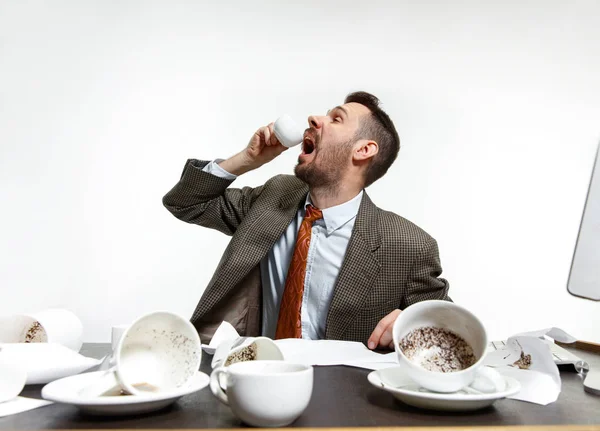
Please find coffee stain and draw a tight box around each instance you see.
[24,321,46,343]
[132,382,159,392]
[100,382,159,397]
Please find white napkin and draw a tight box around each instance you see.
[0,397,53,417]
[0,343,101,384]
[484,334,561,405]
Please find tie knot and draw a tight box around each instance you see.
[304,204,323,223]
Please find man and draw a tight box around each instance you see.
[163,91,450,350]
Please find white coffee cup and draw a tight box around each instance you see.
[79,311,201,397]
[392,300,503,393]
[211,336,284,369]
[0,309,83,352]
[111,324,130,352]
[210,360,313,427]
[273,114,304,148]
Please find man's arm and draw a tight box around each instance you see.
[367,237,450,350]
[403,237,451,306]
[162,123,288,236]
[162,159,264,236]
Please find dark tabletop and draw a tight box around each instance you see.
[1,343,600,429]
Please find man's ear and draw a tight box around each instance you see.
[353,140,378,161]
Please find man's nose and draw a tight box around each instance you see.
[308,115,323,129]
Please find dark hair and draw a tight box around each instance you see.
[344,91,400,187]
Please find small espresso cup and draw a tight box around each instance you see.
[210,360,313,427]
[80,311,201,397]
[211,336,284,369]
[392,300,501,393]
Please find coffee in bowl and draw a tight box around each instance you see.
[398,326,476,373]
[392,300,507,393]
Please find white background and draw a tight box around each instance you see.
[1,1,599,342]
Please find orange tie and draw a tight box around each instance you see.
[275,204,323,339]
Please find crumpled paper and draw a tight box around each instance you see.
[515,327,577,344]
[484,334,561,405]
[201,321,239,355]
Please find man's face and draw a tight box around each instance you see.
[295,102,370,187]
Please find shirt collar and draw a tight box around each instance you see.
[304,190,364,236]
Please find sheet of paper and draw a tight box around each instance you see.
[0,397,53,418]
[274,339,394,366]
[205,322,398,368]
[343,360,398,371]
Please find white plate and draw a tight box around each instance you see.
[367,367,521,412]
[41,370,209,415]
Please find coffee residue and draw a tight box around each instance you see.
[399,327,476,373]
[513,351,532,369]
[224,342,258,366]
[24,321,46,343]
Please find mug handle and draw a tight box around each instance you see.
[472,366,507,393]
[78,368,122,397]
[209,366,229,405]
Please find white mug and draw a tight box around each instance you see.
[0,355,27,403]
[80,311,201,397]
[392,300,503,393]
[0,309,83,352]
[210,360,313,427]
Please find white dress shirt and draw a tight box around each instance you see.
[202,160,362,339]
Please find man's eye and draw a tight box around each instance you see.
[334,117,342,123]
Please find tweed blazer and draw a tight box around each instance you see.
[163,159,450,345]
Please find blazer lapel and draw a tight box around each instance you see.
[325,192,381,340]
[195,179,309,318]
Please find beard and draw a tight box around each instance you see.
[294,140,353,190]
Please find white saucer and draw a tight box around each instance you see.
[41,370,209,416]
[367,367,521,412]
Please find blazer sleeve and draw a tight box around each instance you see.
[402,237,452,308]
[162,159,264,236]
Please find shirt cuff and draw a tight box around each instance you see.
[201,159,237,180]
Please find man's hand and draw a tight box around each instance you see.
[367,309,402,350]
[219,123,288,176]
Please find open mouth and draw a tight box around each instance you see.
[303,137,315,155]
